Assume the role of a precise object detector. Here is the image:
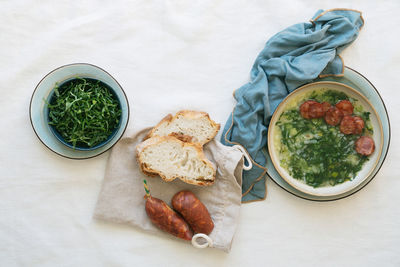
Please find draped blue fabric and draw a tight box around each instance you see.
[221,9,364,202]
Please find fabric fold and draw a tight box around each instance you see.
[221,9,364,202]
[94,128,244,252]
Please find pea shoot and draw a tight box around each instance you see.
[46,77,122,149]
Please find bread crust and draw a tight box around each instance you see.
[168,132,193,143]
[145,110,220,145]
[143,114,173,141]
[136,136,216,186]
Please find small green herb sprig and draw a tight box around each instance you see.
[47,77,122,148]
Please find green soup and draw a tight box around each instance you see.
[274,89,373,188]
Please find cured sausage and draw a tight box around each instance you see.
[309,102,325,118]
[339,115,356,135]
[322,102,332,114]
[321,102,332,113]
[145,195,193,241]
[300,100,324,119]
[353,116,365,135]
[336,100,354,116]
[300,100,317,119]
[339,115,365,135]
[172,191,214,235]
[324,107,343,126]
[355,136,375,156]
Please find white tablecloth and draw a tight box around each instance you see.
[1,1,399,266]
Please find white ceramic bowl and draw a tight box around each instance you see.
[268,81,383,196]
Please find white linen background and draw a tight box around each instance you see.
[1,0,399,266]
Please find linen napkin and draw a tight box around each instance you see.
[94,128,245,252]
[221,9,364,202]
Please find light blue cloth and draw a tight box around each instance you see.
[221,9,364,202]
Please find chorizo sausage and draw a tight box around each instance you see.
[353,116,365,135]
[172,191,214,235]
[300,100,324,119]
[145,196,193,241]
[336,100,354,116]
[339,115,356,135]
[321,102,332,113]
[324,106,343,126]
[309,102,325,118]
[339,115,365,135]
[300,100,316,119]
[355,136,375,156]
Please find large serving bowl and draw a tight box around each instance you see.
[30,63,129,159]
[268,81,383,196]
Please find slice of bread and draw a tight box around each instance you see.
[137,136,216,186]
[145,110,220,145]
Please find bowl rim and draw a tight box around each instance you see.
[29,62,130,159]
[267,81,384,196]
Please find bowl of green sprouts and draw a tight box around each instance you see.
[38,63,129,152]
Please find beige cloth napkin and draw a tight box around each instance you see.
[94,128,245,252]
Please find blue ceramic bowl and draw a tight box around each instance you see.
[30,63,130,159]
